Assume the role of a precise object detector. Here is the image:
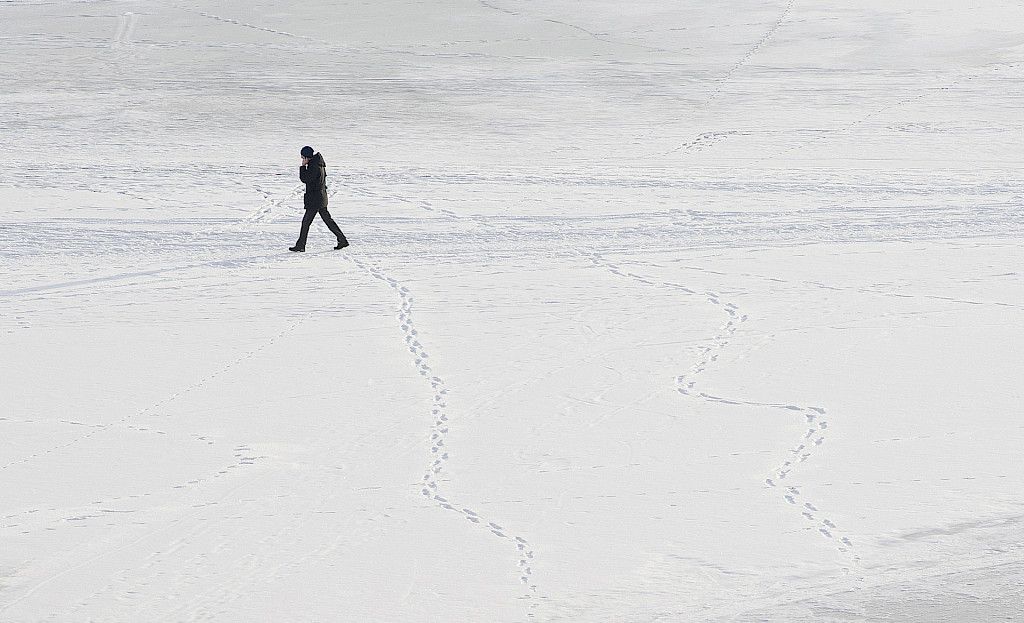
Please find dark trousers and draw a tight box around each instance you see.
[295,206,347,249]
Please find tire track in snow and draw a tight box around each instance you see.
[345,254,540,618]
[587,252,856,560]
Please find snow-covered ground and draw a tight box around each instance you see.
[2,1,1023,621]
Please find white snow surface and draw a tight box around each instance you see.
[2,1,1024,621]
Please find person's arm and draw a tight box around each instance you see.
[304,162,323,187]
[299,162,310,184]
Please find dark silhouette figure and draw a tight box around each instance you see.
[290,146,348,252]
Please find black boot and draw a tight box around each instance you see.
[289,246,305,252]
[334,238,349,250]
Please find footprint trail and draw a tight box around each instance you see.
[588,252,855,560]
[346,255,540,618]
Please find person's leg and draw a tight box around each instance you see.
[318,206,348,245]
[294,208,317,249]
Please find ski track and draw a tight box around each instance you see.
[586,251,856,560]
[345,253,540,618]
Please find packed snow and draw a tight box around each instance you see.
[2,1,1023,621]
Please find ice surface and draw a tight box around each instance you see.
[1,1,1023,621]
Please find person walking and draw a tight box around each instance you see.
[290,145,349,252]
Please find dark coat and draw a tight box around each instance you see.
[300,152,329,209]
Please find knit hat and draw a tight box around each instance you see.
[300,146,315,158]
